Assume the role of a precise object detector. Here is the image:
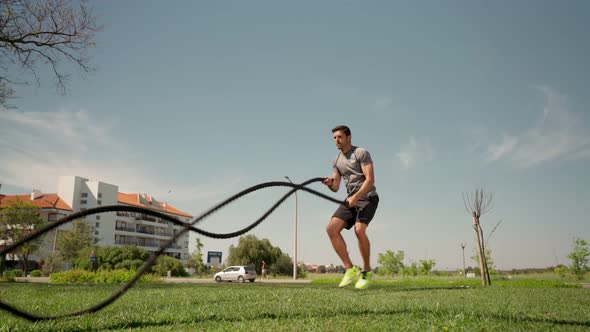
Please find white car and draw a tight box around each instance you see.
[214,266,257,283]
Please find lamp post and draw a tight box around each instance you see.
[461,243,466,277]
[43,197,62,274]
[284,176,298,280]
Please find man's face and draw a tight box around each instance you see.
[333,130,351,151]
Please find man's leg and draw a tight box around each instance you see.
[326,217,353,268]
[354,222,371,272]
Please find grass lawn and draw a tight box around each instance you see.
[1,280,589,331]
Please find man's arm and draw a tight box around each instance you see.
[323,169,341,192]
[347,162,375,206]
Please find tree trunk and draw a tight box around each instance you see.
[478,225,492,286]
[473,217,486,286]
[21,253,29,276]
[0,253,6,274]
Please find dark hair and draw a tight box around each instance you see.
[331,125,351,136]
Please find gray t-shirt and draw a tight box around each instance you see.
[333,146,377,197]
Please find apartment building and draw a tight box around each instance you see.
[0,191,73,270]
[1,176,192,266]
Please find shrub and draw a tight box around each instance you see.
[29,270,42,277]
[153,256,187,277]
[94,246,150,271]
[3,269,22,281]
[50,269,160,284]
[209,266,222,275]
[554,265,570,279]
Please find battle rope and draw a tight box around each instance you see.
[0,178,346,321]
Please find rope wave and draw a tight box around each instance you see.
[0,178,344,321]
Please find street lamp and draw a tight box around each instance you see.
[42,197,62,274]
[284,176,298,280]
[461,243,467,277]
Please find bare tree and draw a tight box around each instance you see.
[0,0,98,109]
[463,189,494,286]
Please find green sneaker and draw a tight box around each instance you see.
[339,266,360,287]
[355,271,373,289]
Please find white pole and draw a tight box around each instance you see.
[285,176,298,280]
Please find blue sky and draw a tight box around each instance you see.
[1,1,589,270]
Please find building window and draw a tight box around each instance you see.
[95,231,99,235]
[97,200,102,205]
[81,192,88,198]
[80,200,87,205]
[48,213,65,222]
[95,222,100,228]
[96,215,101,220]
[98,193,102,198]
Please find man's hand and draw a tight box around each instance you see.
[346,196,358,208]
[323,177,333,187]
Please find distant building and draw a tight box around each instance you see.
[0,176,192,270]
[0,191,73,271]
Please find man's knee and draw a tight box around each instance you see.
[354,222,368,237]
[326,218,344,238]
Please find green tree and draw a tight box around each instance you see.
[186,238,206,275]
[0,0,98,109]
[401,262,419,276]
[418,259,436,275]
[154,255,188,277]
[567,237,589,279]
[554,265,570,279]
[56,219,95,266]
[96,246,149,271]
[0,198,44,275]
[227,235,297,277]
[377,250,405,276]
[268,252,305,277]
[471,248,496,274]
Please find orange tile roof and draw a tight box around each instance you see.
[0,194,73,211]
[117,193,192,218]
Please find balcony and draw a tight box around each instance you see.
[115,225,136,232]
[136,227,172,237]
[136,215,170,225]
[116,212,135,218]
[114,238,182,250]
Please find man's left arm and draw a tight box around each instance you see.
[346,162,375,207]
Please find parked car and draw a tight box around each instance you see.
[214,266,257,283]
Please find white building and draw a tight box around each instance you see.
[0,191,73,271]
[1,176,192,266]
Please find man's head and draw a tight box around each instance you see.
[332,125,352,151]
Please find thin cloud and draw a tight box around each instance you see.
[396,137,434,170]
[0,109,238,206]
[486,87,590,167]
[373,96,393,112]
[486,134,518,162]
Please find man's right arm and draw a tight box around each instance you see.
[323,169,341,192]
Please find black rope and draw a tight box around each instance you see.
[0,178,345,321]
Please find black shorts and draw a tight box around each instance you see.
[332,195,379,230]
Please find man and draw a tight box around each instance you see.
[323,125,379,289]
[261,260,267,279]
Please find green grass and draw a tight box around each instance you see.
[1,281,589,331]
[310,272,584,288]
